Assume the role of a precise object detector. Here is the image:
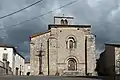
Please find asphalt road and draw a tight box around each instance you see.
[0,76,102,80]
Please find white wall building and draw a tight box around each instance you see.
[0,44,25,75]
[0,45,16,73]
[14,53,25,75]
[24,62,30,75]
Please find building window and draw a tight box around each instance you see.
[66,37,77,49]
[61,19,68,25]
[3,53,8,61]
[61,19,64,25]
[16,67,19,75]
[64,19,68,25]
[68,58,77,71]
[69,40,74,49]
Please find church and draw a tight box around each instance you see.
[30,16,96,76]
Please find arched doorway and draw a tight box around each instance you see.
[68,58,77,71]
[26,72,30,76]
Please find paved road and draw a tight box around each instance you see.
[0,76,102,80]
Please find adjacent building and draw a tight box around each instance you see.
[96,43,120,76]
[0,44,16,74]
[24,62,30,75]
[14,53,25,75]
[0,44,25,75]
[30,16,96,76]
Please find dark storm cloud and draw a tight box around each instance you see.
[6,20,45,43]
[5,20,47,61]
[61,0,120,55]
[0,0,120,60]
[0,37,4,43]
[0,0,49,61]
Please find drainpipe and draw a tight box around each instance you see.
[85,36,88,76]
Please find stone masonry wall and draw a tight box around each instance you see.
[30,32,50,75]
[87,35,96,75]
[30,26,96,76]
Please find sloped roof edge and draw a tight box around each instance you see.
[0,44,25,59]
[105,43,120,47]
[30,30,50,38]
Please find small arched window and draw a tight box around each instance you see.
[69,40,73,49]
[66,37,77,49]
[64,19,68,25]
[61,19,64,25]
[61,19,68,25]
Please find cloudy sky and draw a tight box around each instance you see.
[0,0,120,60]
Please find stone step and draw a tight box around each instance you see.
[62,72,84,76]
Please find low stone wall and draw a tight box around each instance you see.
[0,61,13,76]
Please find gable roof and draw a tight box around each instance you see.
[16,52,25,59]
[0,44,15,48]
[30,30,50,38]
[0,44,25,59]
[30,24,91,39]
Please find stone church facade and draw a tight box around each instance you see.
[30,16,96,76]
